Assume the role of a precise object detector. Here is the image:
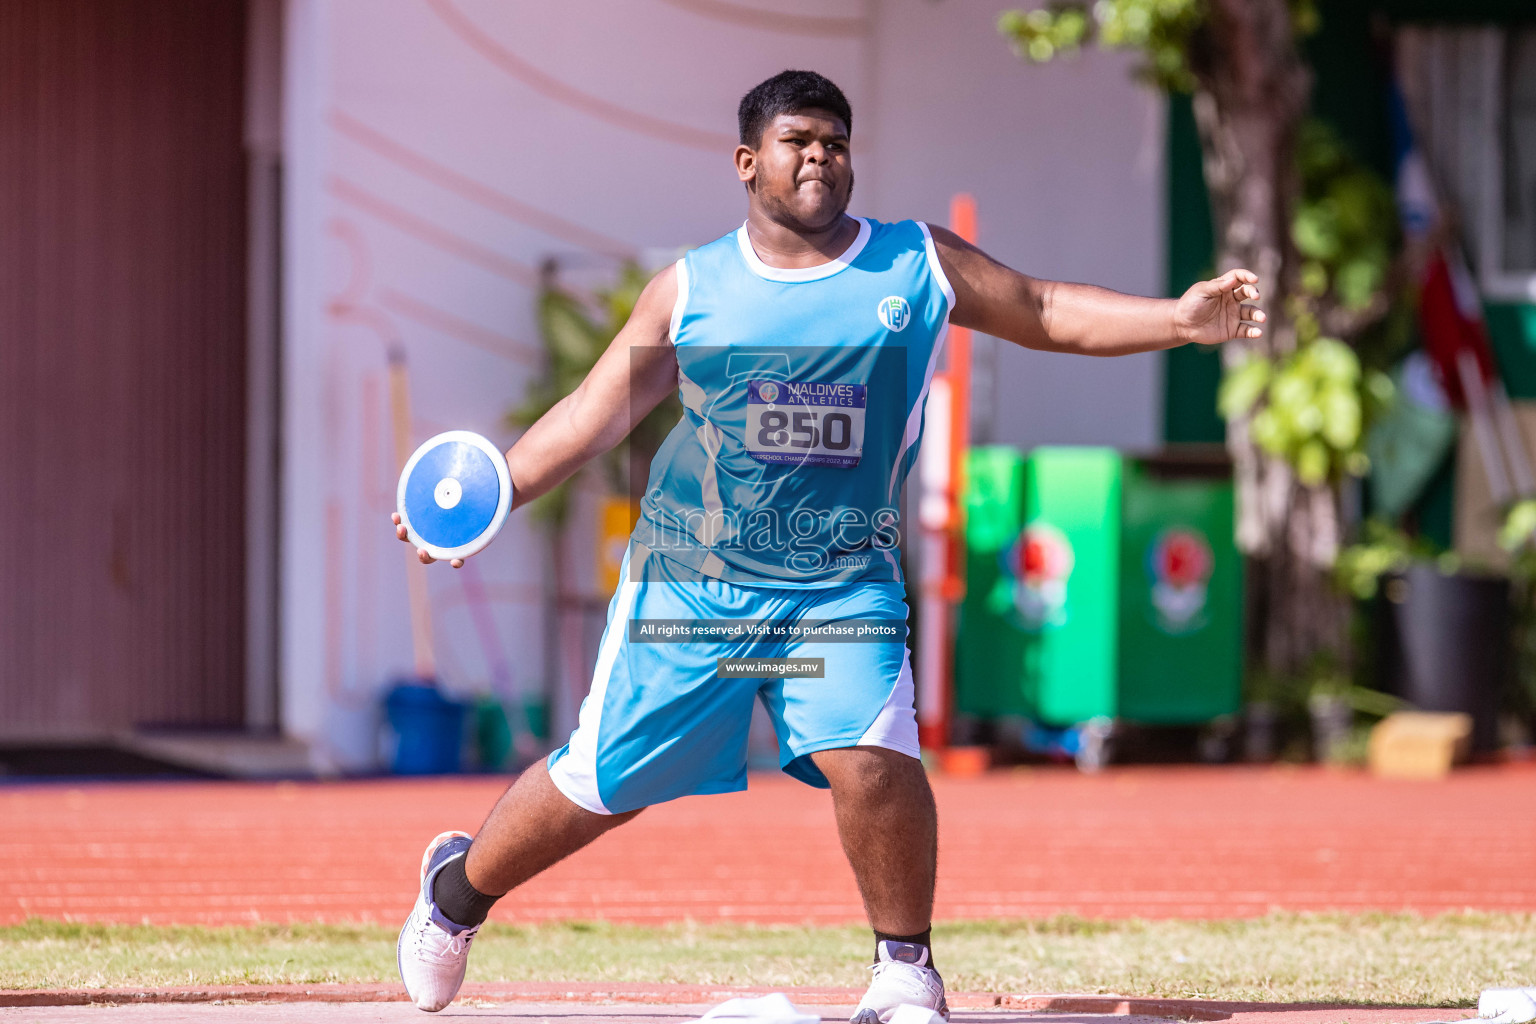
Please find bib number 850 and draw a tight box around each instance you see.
[745,381,866,468]
[757,409,855,451]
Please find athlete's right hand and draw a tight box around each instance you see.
[392,512,465,569]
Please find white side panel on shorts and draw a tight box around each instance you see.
[856,647,921,758]
[548,576,643,815]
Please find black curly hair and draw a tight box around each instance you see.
[737,70,851,148]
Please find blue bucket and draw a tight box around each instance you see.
[384,682,467,775]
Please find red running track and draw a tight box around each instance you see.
[2,764,1533,926]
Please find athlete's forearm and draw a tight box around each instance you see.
[1035,281,1183,357]
[503,385,628,510]
[504,265,680,510]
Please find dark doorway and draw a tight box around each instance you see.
[0,0,248,735]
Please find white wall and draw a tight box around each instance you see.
[868,0,1165,446]
[280,0,1164,762]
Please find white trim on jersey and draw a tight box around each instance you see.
[917,221,957,309]
[669,257,690,343]
[886,223,956,510]
[735,216,872,283]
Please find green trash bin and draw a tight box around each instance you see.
[1117,458,1243,724]
[954,447,1028,719]
[955,446,1242,734]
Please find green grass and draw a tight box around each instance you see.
[3,914,1533,1006]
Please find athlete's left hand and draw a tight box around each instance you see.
[1174,269,1266,346]
[392,511,465,568]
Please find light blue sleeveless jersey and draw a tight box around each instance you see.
[632,217,954,587]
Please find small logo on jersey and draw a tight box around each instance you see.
[876,296,911,332]
[757,381,780,404]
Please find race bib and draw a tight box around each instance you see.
[745,380,865,468]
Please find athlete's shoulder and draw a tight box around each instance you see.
[858,217,935,253]
[860,218,954,308]
[689,225,745,258]
[860,216,923,232]
[679,225,748,282]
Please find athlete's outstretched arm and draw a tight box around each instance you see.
[927,226,1265,356]
[394,264,679,565]
[503,266,679,507]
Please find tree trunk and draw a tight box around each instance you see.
[1189,0,1346,680]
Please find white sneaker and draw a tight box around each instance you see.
[850,941,949,1024]
[397,830,480,1012]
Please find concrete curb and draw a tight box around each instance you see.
[0,983,1461,1018]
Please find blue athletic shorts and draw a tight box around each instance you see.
[546,543,920,815]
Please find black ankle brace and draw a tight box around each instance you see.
[431,851,499,929]
[874,929,934,969]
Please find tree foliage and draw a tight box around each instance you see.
[999,0,1320,93]
[999,1,1403,505]
[1000,0,1206,91]
[1217,120,1402,488]
[1000,0,1412,687]
[1291,121,1400,316]
[1220,338,1392,487]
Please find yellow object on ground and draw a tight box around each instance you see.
[1368,711,1473,779]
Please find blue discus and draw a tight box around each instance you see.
[397,430,513,562]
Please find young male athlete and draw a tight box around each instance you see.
[391,70,1265,1016]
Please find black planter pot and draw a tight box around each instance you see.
[1376,564,1507,752]
[1244,701,1278,762]
[1308,694,1354,762]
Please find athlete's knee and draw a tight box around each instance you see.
[818,745,922,798]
